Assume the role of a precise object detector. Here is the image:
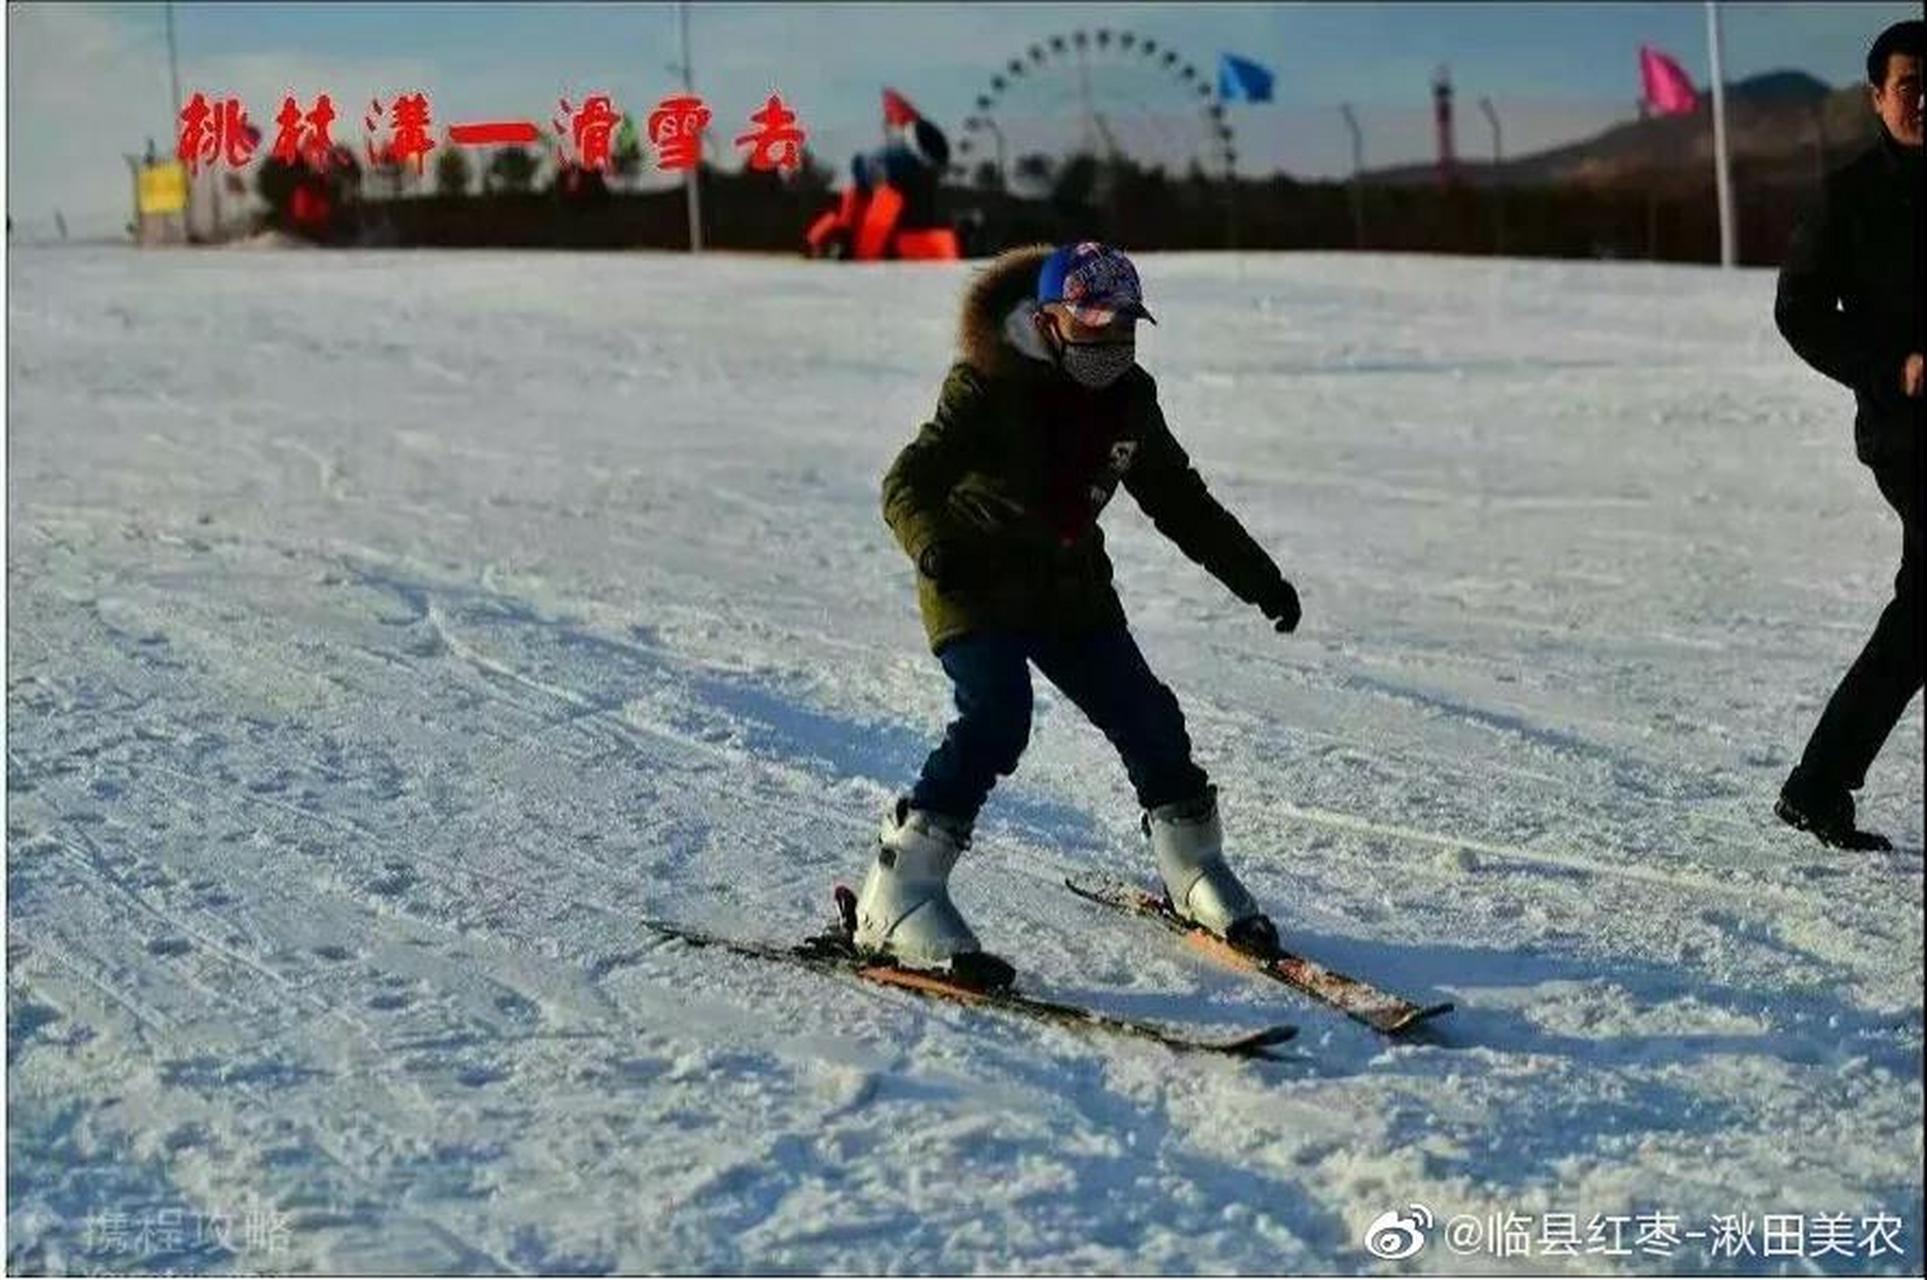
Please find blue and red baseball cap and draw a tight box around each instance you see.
[1036,241,1156,327]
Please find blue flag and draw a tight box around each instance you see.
[1217,53,1275,103]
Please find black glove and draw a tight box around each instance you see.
[918,541,989,595]
[1260,579,1301,634]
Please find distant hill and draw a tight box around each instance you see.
[1725,69,1832,105]
[1365,70,1880,194]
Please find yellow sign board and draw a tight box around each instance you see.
[137,161,189,215]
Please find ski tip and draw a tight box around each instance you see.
[1378,1001,1455,1036]
[1222,1024,1299,1059]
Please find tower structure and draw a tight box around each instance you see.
[1433,64,1457,187]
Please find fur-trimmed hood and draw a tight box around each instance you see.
[957,243,1057,380]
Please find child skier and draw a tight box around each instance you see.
[856,241,1302,982]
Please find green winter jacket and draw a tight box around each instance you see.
[882,244,1291,653]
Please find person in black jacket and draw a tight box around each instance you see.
[1773,19,1922,851]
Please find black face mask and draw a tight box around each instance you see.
[1040,315,1136,389]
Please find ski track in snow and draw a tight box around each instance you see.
[6,247,1922,1274]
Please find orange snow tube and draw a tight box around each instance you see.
[893,227,960,260]
[805,208,841,253]
[807,187,864,255]
[854,183,904,261]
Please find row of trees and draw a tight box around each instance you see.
[399,145,548,198]
[255,131,1831,267]
[363,136,836,200]
[339,143,1160,206]
[944,148,1836,265]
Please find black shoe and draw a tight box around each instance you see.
[1775,786,1892,852]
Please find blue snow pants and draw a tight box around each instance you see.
[907,626,1210,824]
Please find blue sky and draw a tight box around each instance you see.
[5,2,1913,237]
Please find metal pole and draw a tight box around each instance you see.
[678,0,703,253]
[1340,103,1365,250]
[165,1,182,122]
[983,118,1007,189]
[1705,0,1735,268]
[1647,184,1660,261]
[1224,131,1237,252]
[1077,41,1097,158]
[165,1,185,238]
[126,155,143,244]
[1638,98,1659,259]
[1479,97,1503,255]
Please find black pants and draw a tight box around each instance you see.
[908,627,1210,824]
[1792,459,1923,793]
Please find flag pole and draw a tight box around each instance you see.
[164,1,182,123]
[1478,96,1503,255]
[1339,103,1365,250]
[678,0,703,253]
[1643,98,1661,260]
[1705,0,1735,268]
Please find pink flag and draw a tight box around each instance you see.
[1640,44,1698,116]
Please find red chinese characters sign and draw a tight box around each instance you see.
[177,93,258,173]
[735,95,804,172]
[177,90,807,175]
[646,95,710,171]
[271,95,337,168]
[555,95,622,170]
[364,94,437,171]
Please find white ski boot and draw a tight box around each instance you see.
[853,799,1012,986]
[1145,789,1280,956]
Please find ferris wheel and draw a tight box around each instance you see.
[952,30,1239,192]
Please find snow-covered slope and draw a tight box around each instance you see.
[7,246,1921,1274]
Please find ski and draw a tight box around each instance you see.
[630,890,1298,1061]
[1064,876,1452,1036]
